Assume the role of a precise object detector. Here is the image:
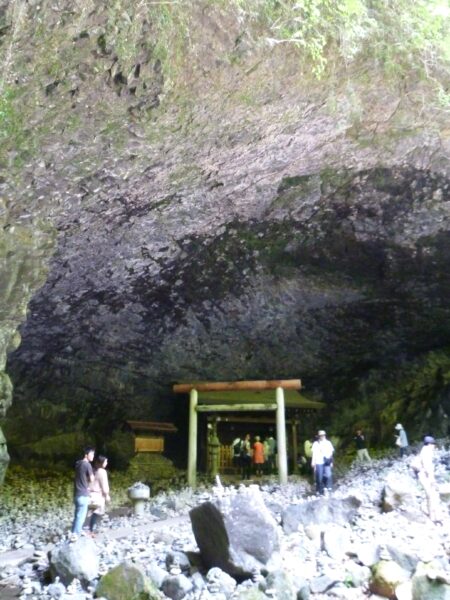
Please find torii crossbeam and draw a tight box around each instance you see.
[173,379,303,487]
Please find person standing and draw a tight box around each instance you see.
[231,437,242,470]
[263,437,270,474]
[304,437,313,471]
[71,446,95,539]
[266,434,277,474]
[395,423,409,457]
[88,455,110,536]
[311,430,334,495]
[412,436,442,523]
[354,429,371,463]
[253,436,265,476]
[240,433,252,480]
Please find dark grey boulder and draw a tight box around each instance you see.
[161,574,193,600]
[165,550,191,574]
[281,495,362,534]
[48,537,99,587]
[45,580,66,598]
[309,574,340,594]
[206,567,237,597]
[261,570,297,600]
[189,487,279,580]
[146,563,169,589]
[385,542,421,574]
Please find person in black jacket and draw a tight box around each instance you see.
[354,429,371,463]
[70,446,95,539]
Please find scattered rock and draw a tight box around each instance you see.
[281,495,362,534]
[411,561,450,600]
[189,486,279,579]
[161,573,193,600]
[370,560,410,599]
[96,561,162,600]
[49,537,99,587]
[2,452,450,600]
[382,474,417,512]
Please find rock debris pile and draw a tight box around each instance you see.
[2,449,450,599]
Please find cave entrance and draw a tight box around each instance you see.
[173,379,324,487]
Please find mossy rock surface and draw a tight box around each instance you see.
[127,453,178,482]
[96,562,162,600]
[369,560,409,599]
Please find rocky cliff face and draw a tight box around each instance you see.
[0,0,449,463]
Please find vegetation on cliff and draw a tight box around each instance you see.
[0,0,449,171]
[0,0,449,470]
[328,348,450,448]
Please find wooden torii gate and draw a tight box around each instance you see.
[173,379,302,487]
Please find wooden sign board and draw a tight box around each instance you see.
[135,436,164,453]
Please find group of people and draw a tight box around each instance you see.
[353,423,409,463]
[310,424,443,524]
[306,424,417,496]
[231,434,277,479]
[71,446,110,540]
[70,422,441,534]
[303,428,370,495]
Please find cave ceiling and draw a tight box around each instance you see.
[1,0,450,432]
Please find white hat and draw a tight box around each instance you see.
[318,430,326,436]
[395,423,402,430]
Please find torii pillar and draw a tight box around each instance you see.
[174,379,302,488]
[276,386,288,484]
[187,388,198,488]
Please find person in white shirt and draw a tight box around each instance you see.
[413,436,441,523]
[311,430,334,495]
[394,423,409,457]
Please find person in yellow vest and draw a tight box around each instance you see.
[304,437,313,469]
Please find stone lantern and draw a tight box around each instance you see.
[127,482,150,516]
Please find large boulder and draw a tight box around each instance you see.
[206,567,237,597]
[96,562,162,600]
[351,541,381,567]
[385,540,423,574]
[322,524,352,560]
[281,495,362,534]
[382,473,417,512]
[344,560,371,588]
[160,574,193,600]
[369,560,410,599]
[411,561,450,600]
[261,570,297,600]
[189,486,279,579]
[49,537,99,587]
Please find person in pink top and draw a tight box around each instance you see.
[88,455,110,536]
[253,436,265,476]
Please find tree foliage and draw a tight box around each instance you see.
[329,349,450,447]
[228,0,450,83]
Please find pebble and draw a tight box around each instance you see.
[1,448,450,598]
